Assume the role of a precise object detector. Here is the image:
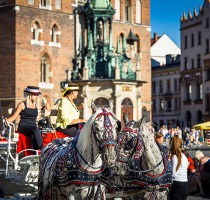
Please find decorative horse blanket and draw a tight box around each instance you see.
[39,137,112,189]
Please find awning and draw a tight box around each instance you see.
[193,121,210,130]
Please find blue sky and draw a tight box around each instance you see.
[151,0,204,47]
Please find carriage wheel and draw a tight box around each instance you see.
[0,187,4,198]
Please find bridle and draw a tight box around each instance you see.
[91,108,117,151]
[73,108,118,169]
[117,121,164,173]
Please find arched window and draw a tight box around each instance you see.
[115,0,120,20]
[49,24,61,47]
[32,22,41,41]
[94,97,109,108]
[197,110,203,124]
[186,84,192,100]
[197,82,203,100]
[40,53,51,83]
[136,0,142,24]
[185,111,192,128]
[124,0,131,22]
[51,24,59,43]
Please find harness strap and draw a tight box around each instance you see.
[72,140,104,170]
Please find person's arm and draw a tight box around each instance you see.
[6,102,25,123]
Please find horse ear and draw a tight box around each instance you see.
[134,116,144,128]
[108,99,114,112]
[123,112,130,125]
[91,100,98,113]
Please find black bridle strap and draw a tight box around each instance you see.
[72,140,104,170]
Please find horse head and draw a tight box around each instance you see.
[116,113,165,175]
[116,114,143,175]
[77,100,120,167]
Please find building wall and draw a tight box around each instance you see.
[0,1,75,125]
[152,63,181,130]
[180,1,210,127]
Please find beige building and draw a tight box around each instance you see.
[180,0,210,127]
[152,55,181,130]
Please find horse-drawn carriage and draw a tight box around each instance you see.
[0,114,68,199]
[0,102,172,200]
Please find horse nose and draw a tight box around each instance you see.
[103,151,116,167]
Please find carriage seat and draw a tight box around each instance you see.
[16,132,34,157]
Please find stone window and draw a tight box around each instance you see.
[206,69,210,81]
[198,31,201,45]
[31,21,44,46]
[191,33,194,47]
[174,79,177,91]
[55,0,61,10]
[160,99,164,111]
[174,98,178,110]
[40,54,51,83]
[136,0,141,24]
[206,39,209,54]
[124,0,131,22]
[28,0,34,5]
[159,80,163,93]
[32,22,40,41]
[167,79,171,91]
[40,0,52,10]
[49,24,61,48]
[205,94,210,111]
[184,35,187,49]
[197,54,201,68]
[184,57,188,70]
[196,82,203,100]
[186,84,192,100]
[115,0,120,20]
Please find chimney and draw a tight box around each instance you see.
[154,33,158,42]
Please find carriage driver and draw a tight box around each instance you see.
[55,82,86,137]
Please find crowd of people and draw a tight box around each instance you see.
[156,125,204,149]
[154,125,210,199]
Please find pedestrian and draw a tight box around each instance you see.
[5,86,43,150]
[191,150,210,197]
[169,134,189,200]
[56,82,86,137]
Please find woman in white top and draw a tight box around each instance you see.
[169,134,189,200]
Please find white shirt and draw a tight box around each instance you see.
[171,152,188,182]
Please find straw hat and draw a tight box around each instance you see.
[62,82,81,97]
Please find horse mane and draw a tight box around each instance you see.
[76,108,105,154]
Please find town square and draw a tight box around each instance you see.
[0,0,210,199]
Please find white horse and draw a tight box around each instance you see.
[109,115,172,200]
[37,101,120,200]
